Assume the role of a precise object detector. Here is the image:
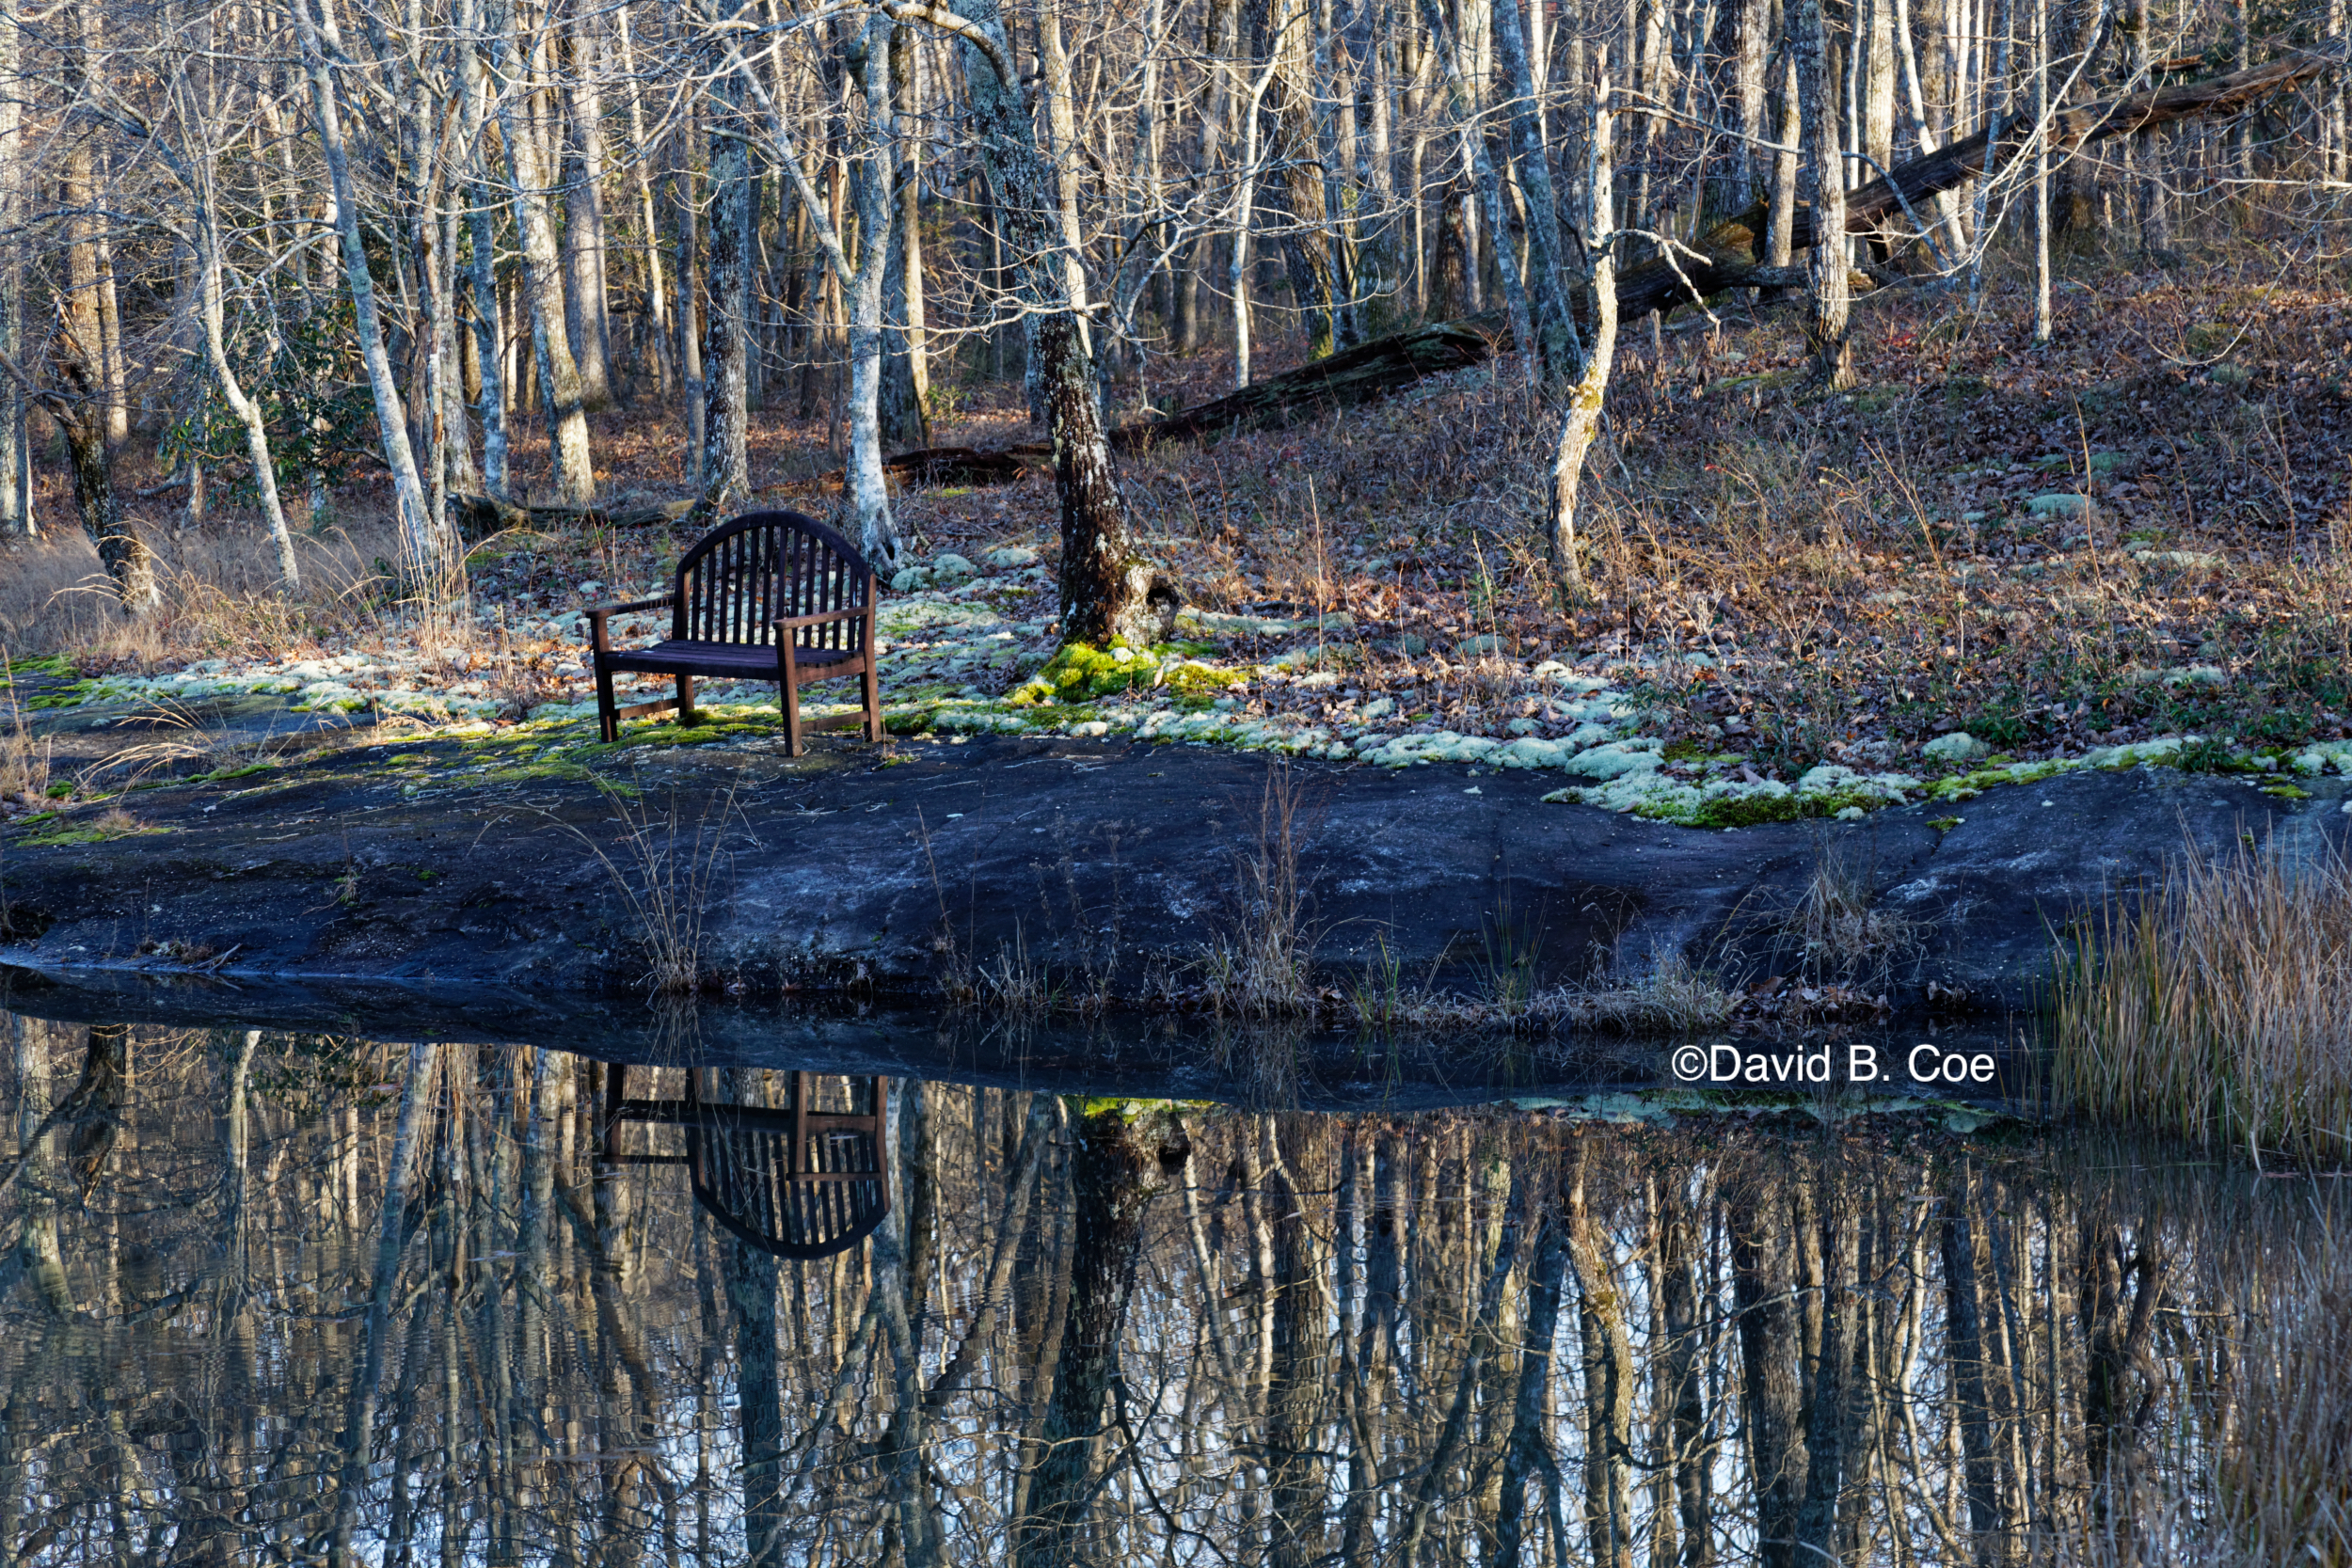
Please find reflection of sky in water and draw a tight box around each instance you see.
[1,1017,2345,1565]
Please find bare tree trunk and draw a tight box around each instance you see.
[458,0,509,499]
[8,1018,74,1317]
[1942,1167,2007,1564]
[1492,0,1576,380]
[0,0,24,540]
[1012,1103,1165,1568]
[1248,0,1343,358]
[1035,0,1096,368]
[1661,1177,1715,1567]
[1793,1162,1858,1562]
[841,16,906,564]
[1263,1119,1328,1568]
[1565,1140,1634,1568]
[194,165,299,592]
[2125,0,2169,257]
[1494,1209,1566,1567]
[882,25,931,448]
[1739,0,1772,202]
[700,5,755,506]
[2032,0,2054,341]
[1733,1168,1804,1568]
[1416,0,1530,351]
[561,12,618,409]
[290,0,459,594]
[615,7,672,400]
[1770,54,1802,266]
[36,40,155,610]
[1549,59,1617,592]
[219,1030,259,1299]
[2332,0,2349,181]
[2079,1205,2165,1543]
[673,106,707,483]
[727,1171,785,1568]
[328,1041,440,1568]
[1795,0,1854,385]
[485,0,597,506]
[1396,1167,1526,1564]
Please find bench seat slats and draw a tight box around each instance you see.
[598,640,857,676]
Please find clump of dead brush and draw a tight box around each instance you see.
[1569,951,1741,1034]
[1345,939,1737,1036]
[2051,830,2352,1166]
[1792,848,1921,982]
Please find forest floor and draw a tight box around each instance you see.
[7,237,2352,833]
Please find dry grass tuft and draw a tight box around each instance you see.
[1792,850,1921,979]
[2052,832,2352,1165]
[1572,951,1742,1035]
[550,777,748,994]
[977,926,1051,1017]
[76,698,285,792]
[1344,941,1738,1034]
[1198,765,1318,1020]
[0,674,51,810]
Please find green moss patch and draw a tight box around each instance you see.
[1161,660,1250,697]
[19,820,172,847]
[25,679,99,710]
[1009,642,1160,705]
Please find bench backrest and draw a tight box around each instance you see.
[673,509,873,650]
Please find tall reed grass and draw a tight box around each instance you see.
[2051,832,2352,1165]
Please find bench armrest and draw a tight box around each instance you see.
[587,593,675,653]
[772,608,866,631]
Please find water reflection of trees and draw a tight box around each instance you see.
[1,1015,2345,1565]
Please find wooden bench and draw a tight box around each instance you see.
[587,509,881,756]
[600,1067,891,1260]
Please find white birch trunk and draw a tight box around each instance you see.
[289,0,458,597]
[486,0,598,505]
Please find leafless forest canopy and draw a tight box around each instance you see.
[0,0,2346,632]
[2,1017,2349,1565]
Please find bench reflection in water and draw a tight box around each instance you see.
[600,1067,891,1259]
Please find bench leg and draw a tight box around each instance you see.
[595,661,619,743]
[862,659,881,743]
[781,645,803,757]
[676,673,697,726]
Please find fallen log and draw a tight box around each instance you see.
[800,444,1053,494]
[827,321,1504,477]
[879,446,1042,485]
[1109,318,1504,448]
[449,492,697,539]
[1613,36,2352,318]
